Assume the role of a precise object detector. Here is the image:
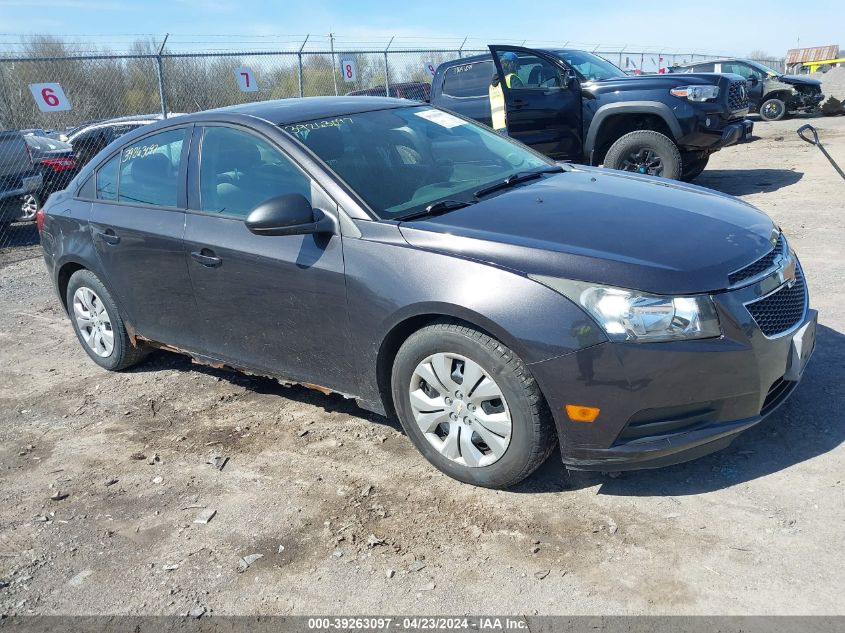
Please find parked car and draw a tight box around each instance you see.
[0,129,43,225]
[671,59,824,121]
[40,97,815,488]
[347,81,431,101]
[62,113,181,167]
[22,135,80,216]
[430,45,753,181]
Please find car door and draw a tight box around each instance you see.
[489,45,582,160]
[89,124,201,350]
[722,62,764,104]
[183,123,352,387]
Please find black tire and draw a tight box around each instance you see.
[760,98,786,121]
[391,320,557,489]
[681,154,710,182]
[603,130,682,179]
[66,269,148,371]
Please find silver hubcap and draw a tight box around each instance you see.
[409,352,512,468]
[73,287,114,357]
[21,194,38,221]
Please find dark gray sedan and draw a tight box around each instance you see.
[38,97,816,488]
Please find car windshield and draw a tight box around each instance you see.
[281,106,553,219]
[554,50,626,81]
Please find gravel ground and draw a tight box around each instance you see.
[1,116,844,617]
[811,66,845,101]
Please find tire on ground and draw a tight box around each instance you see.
[66,269,148,371]
[603,130,683,180]
[760,98,787,122]
[390,319,558,489]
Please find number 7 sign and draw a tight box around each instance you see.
[29,83,72,112]
[234,67,258,93]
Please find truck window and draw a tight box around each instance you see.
[693,63,715,72]
[442,61,495,98]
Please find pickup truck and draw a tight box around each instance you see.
[0,130,43,226]
[430,45,754,180]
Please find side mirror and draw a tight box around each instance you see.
[245,193,334,237]
[561,69,576,88]
[748,75,760,86]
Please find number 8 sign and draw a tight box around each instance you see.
[29,83,72,112]
[340,59,357,83]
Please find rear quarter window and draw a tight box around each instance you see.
[442,61,495,97]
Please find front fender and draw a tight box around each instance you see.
[343,223,607,408]
[584,101,684,156]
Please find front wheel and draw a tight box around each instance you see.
[760,98,787,121]
[391,321,557,489]
[66,269,148,371]
[603,130,682,179]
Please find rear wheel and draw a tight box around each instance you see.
[760,98,786,121]
[66,269,148,371]
[603,130,682,179]
[391,320,557,489]
[20,193,40,222]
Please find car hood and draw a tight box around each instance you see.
[775,74,822,87]
[398,167,777,295]
[587,72,724,90]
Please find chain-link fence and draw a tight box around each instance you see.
[0,43,785,250]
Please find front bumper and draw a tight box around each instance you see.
[528,266,815,471]
[678,118,753,152]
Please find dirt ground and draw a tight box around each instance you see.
[1,114,844,617]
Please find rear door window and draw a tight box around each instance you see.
[442,61,496,97]
[117,128,187,208]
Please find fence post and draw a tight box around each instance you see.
[384,36,394,96]
[156,33,170,118]
[329,32,338,96]
[298,34,309,98]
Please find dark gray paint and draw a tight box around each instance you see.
[40,98,814,472]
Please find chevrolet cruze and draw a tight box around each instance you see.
[38,97,816,488]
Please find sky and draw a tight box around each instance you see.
[0,0,842,57]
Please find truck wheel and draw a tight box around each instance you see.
[681,155,709,182]
[603,130,682,179]
[760,98,786,121]
[391,320,557,489]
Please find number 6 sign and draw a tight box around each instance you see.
[29,83,72,112]
[424,61,436,77]
[234,67,257,93]
[340,59,357,83]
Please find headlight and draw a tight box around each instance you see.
[530,276,721,343]
[670,85,720,102]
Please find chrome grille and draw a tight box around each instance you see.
[746,265,807,337]
[729,234,785,286]
[728,79,749,111]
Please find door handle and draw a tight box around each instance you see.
[191,249,222,268]
[97,229,120,245]
[510,98,528,108]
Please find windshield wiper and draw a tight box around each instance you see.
[396,199,474,221]
[474,166,564,198]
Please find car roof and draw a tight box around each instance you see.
[439,48,601,66]
[198,96,419,125]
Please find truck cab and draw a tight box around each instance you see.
[430,45,754,181]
